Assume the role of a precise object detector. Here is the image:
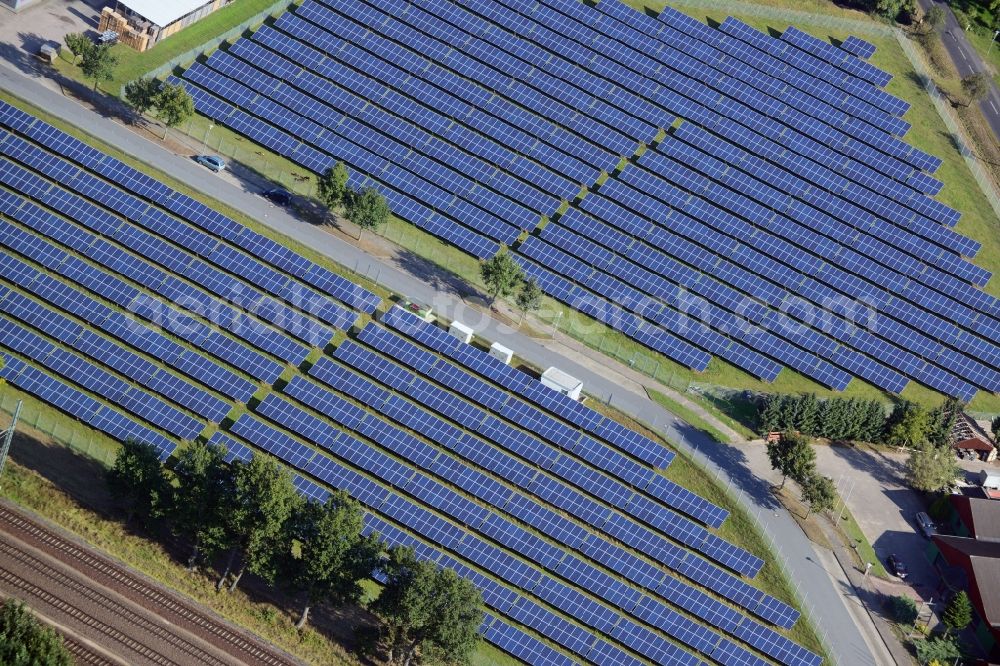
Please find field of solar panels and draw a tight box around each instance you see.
[168,0,1000,412]
[0,89,832,666]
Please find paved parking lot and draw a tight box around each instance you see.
[0,0,101,76]
[795,443,992,610]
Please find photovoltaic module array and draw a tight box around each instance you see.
[177,0,1000,403]
[0,103,821,663]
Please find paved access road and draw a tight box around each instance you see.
[0,59,889,664]
[919,0,1000,140]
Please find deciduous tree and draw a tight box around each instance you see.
[765,431,816,489]
[123,77,161,122]
[373,547,483,666]
[800,473,836,517]
[906,447,960,493]
[0,599,72,666]
[480,248,524,307]
[217,455,300,592]
[106,439,168,526]
[63,33,89,64]
[345,186,390,239]
[167,439,232,569]
[280,492,382,630]
[515,277,542,324]
[924,5,946,33]
[961,72,992,107]
[317,162,350,211]
[154,81,194,139]
[79,42,118,91]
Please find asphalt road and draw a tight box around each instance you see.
[0,60,886,664]
[919,0,1000,140]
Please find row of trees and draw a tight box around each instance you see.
[63,33,119,91]
[316,163,392,239]
[761,394,965,493]
[109,439,483,664]
[757,394,962,448]
[123,78,195,138]
[758,393,887,442]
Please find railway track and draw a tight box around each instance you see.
[0,539,227,665]
[0,504,299,666]
[61,635,120,666]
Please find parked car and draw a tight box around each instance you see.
[916,511,938,538]
[195,155,226,172]
[887,554,908,580]
[262,188,291,206]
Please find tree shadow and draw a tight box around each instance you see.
[668,420,783,511]
[938,128,965,154]
[827,441,908,487]
[8,428,115,515]
[66,5,101,30]
[699,389,757,431]
[0,32,48,77]
[905,68,933,90]
[391,249,483,302]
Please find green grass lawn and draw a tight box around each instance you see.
[835,500,891,578]
[648,389,736,442]
[159,3,1000,413]
[593,403,831,661]
[54,0,290,95]
[946,1,1000,85]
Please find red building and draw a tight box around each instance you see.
[931,495,1000,660]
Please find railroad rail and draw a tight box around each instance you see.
[0,504,300,666]
[61,635,121,666]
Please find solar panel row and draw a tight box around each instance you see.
[0,138,347,345]
[543,190,988,400]
[0,101,379,315]
[175,73,502,259]
[465,0,936,203]
[304,342,803,631]
[208,0,988,397]
[343,329,733,558]
[603,142,999,396]
[375,308,729,523]
[239,393,812,666]
[0,191,307,380]
[840,36,877,61]
[0,352,176,459]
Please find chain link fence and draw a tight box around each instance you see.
[0,392,117,467]
[669,0,894,34]
[531,308,693,392]
[895,31,1000,220]
[120,0,296,95]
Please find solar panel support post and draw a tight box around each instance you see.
[0,400,23,487]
